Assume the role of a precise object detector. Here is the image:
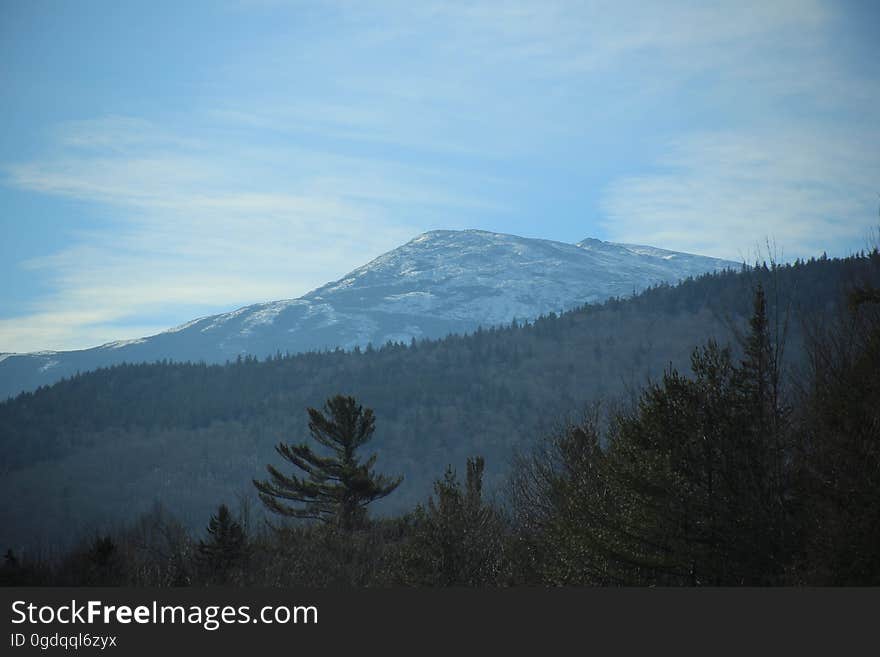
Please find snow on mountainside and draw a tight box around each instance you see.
[0,230,737,400]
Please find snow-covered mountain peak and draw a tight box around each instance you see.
[0,229,738,399]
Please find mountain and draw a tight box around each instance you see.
[2,253,874,551]
[0,229,736,400]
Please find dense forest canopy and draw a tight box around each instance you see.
[1,252,877,553]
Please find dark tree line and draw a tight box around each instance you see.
[509,281,880,585]
[3,273,878,587]
[1,252,879,583]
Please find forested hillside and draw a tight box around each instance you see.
[1,253,877,551]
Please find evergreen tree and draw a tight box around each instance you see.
[509,416,620,585]
[197,504,247,583]
[798,271,880,583]
[602,289,793,584]
[732,284,792,581]
[741,285,774,414]
[253,395,402,530]
[80,535,124,585]
[399,457,506,586]
[510,287,796,585]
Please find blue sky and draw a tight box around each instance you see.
[1,0,879,352]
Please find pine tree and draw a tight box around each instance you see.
[799,268,880,583]
[509,287,796,585]
[735,284,791,581]
[197,504,247,583]
[253,395,402,530]
[739,284,780,435]
[400,456,506,586]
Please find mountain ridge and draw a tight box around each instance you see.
[0,229,737,399]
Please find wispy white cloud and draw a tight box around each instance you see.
[53,115,202,152]
[1,116,500,352]
[600,128,880,260]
